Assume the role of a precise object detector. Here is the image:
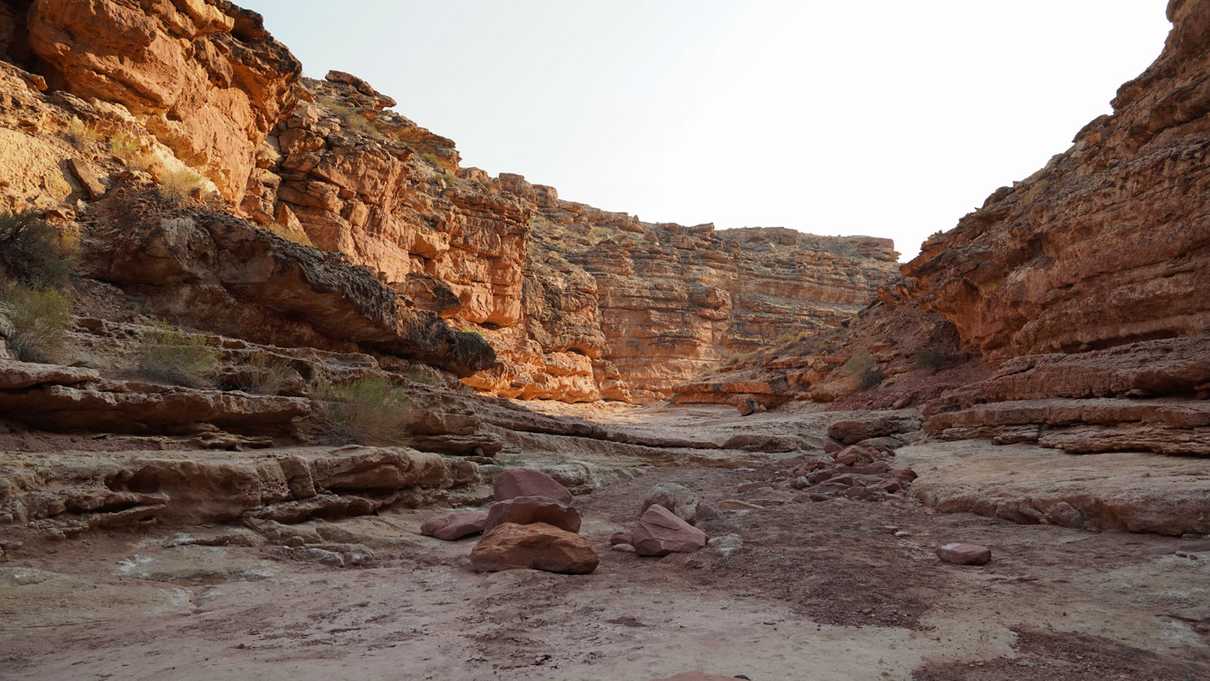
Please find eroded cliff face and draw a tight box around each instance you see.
[0,0,897,403]
[235,72,898,403]
[13,0,300,203]
[678,0,1210,455]
[903,0,1210,358]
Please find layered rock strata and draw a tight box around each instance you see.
[0,1,897,403]
[674,0,1210,456]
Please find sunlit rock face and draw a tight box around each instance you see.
[20,0,300,203]
[671,0,1210,451]
[245,76,897,403]
[0,0,897,403]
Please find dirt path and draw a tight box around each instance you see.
[2,405,1208,680]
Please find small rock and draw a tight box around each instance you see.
[611,543,636,553]
[631,504,708,557]
[937,542,992,566]
[834,445,879,466]
[484,496,581,534]
[894,530,911,538]
[420,510,489,541]
[707,533,743,558]
[736,398,765,416]
[492,469,573,504]
[641,482,699,524]
[610,531,632,546]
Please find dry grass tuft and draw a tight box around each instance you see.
[312,375,412,444]
[1,286,73,364]
[133,323,220,388]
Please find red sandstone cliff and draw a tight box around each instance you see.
[0,0,898,403]
[678,0,1210,455]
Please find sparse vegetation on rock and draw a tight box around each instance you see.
[133,323,221,388]
[0,211,75,290]
[0,286,73,363]
[313,375,413,444]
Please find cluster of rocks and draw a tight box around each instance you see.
[780,415,921,503]
[609,483,710,557]
[422,469,598,575]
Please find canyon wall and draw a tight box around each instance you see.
[0,0,898,403]
[675,0,1210,455]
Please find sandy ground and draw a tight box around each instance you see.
[2,405,1209,680]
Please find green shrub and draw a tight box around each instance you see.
[0,211,74,289]
[133,323,220,388]
[313,375,412,444]
[1,286,73,363]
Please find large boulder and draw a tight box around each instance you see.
[492,468,573,504]
[630,504,707,557]
[483,496,581,534]
[640,483,699,524]
[420,510,488,541]
[470,522,598,575]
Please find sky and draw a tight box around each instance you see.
[239,1,1172,261]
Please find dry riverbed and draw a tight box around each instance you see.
[2,404,1208,680]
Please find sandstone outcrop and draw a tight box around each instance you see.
[674,1,1210,459]
[0,444,478,530]
[83,187,495,376]
[0,359,308,434]
[0,2,896,404]
[18,0,300,202]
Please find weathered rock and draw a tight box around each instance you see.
[640,483,699,524]
[492,468,573,504]
[900,441,1210,536]
[84,192,495,377]
[0,445,475,529]
[630,504,708,557]
[469,522,598,574]
[0,361,309,434]
[609,531,632,546]
[669,2,1210,436]
[706,533,743,558]
[420,511,488,541]
[27,0,301,202]
[827,415,920,446]
[833,445,880,467]
[936,543,992,566]
[926,398,1210,456]
[483,496,581,534]
[722,434,801,453]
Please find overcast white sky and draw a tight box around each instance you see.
[241,1,1171,260]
